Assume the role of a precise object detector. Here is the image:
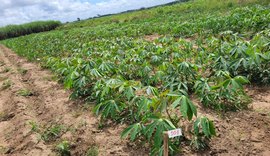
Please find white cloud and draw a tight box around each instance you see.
[0,0,175,26]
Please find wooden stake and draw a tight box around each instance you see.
[163,132,169,156]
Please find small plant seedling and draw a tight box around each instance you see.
[72,111,82,118]
[1,79,12,90]
[97,122,104,130]
[0,112,15,122]
[86,145,99,156]
[41,124,65,142]
[56,141,71,156]
[1,67,11,73]
[77,120,87,129]
[16,88,33,96]
[83,102,95,111]
[227,2,233,8]
[0,146,8,154]
[42,75,59,82]
[0,61,5,67]
[28,121,39,132]
[17,68,28,75]
[0,76,7,82]
[0,112,6,121]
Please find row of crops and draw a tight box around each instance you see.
[1,1,270,155]
[0,20,61,40]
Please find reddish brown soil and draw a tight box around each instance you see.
[0,45,270,156]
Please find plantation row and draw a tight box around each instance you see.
[60,0,269,31]
[60,2,269,39]
[1,1,270,155]
[0,20,61,40]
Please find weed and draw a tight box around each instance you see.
[16,88,33,96]
[56,141,71,156]
[0,112,6,121]
[0,76,7,82]
[1,67,11,73]
[41,124,65,142]
[86,145,99,156]
[0,112,14,122]
[83,102,95,111]
[0,61,4,67]
[97,122,104,130]
[72,111,82,118]
[28,122,67,142]
[28,121,39,132]
[0,146,8,154]
[17,68,28,75]
[42,75,59,82]
[1,79,12,90]
[227,2,234,8]
[77,120,87,129]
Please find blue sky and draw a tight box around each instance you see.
[89,0,103,3]
[0,0,175,26]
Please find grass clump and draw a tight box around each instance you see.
[17,68,28,75]
[28,121,39,132]
[16,88,33,96]
[1,79,12,90]
[0,146,8,154]
[0,67,11,73]
[0,61,5,67]
[28,121,66,142]
[56,141,71,156]
[41,124,65,142]
[86,146,99,156]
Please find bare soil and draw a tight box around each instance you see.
[0,45,270,156]
[144,34,161,42]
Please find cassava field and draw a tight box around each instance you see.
[0,0,270,155]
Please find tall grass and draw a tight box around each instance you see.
[0,21,61,40]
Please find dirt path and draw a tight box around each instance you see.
[0,45,270,156]
[0,45,146,156]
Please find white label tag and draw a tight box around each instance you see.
[168,129,182,138]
